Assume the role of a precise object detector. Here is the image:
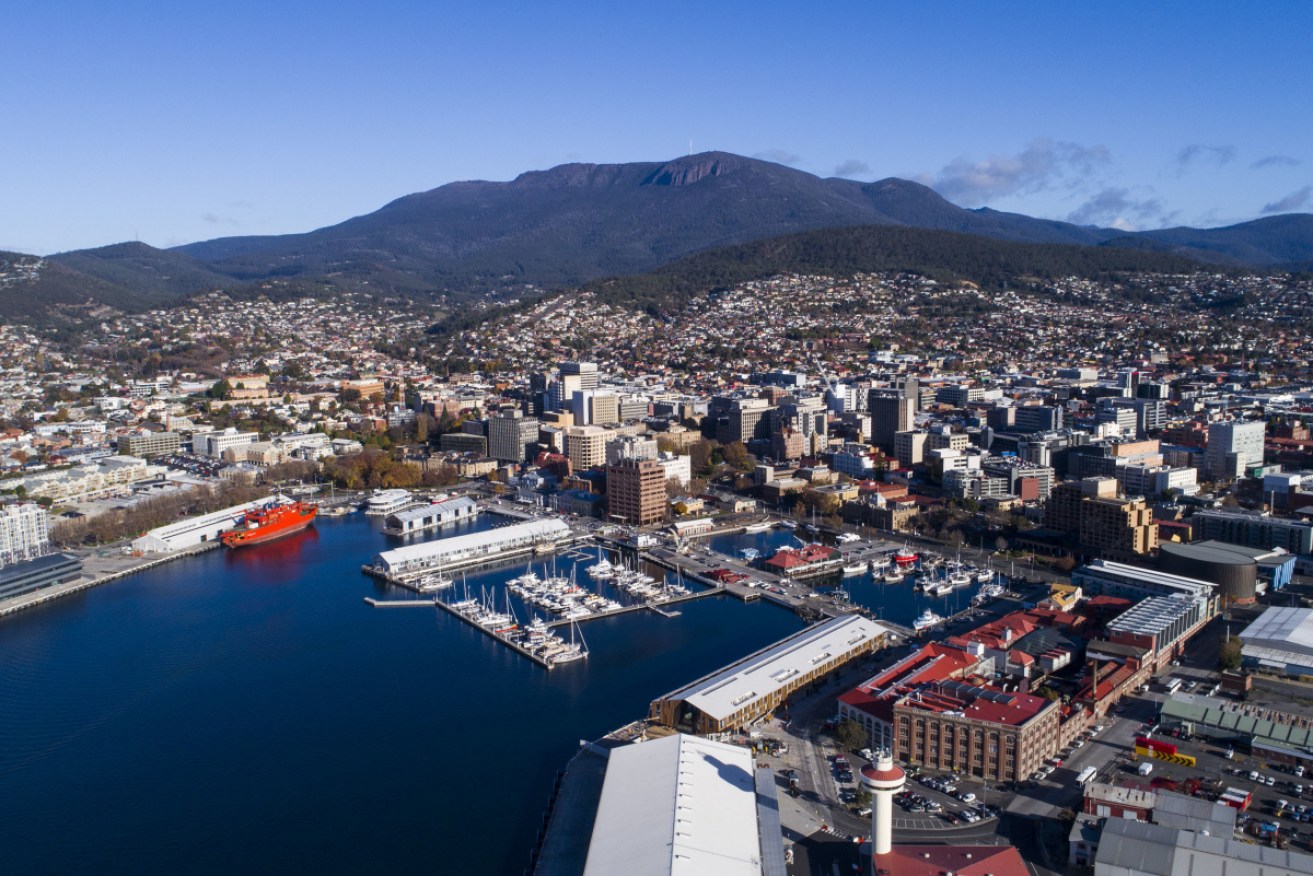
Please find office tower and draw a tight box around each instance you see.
[1204,420,1265,481]
[606,457,666,526]
[487,409,540,463]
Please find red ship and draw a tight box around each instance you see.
[221,500,318,548]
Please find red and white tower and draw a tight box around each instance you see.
[860,752,907,858]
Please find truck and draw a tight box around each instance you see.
[1138,762,1154,777]
[1163,678,1183,695]
[1077,766,1098,786]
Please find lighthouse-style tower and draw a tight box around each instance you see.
[860,752,907,858]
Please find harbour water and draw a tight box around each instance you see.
[0,513,806,875]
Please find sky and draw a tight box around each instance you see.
[3,1,1311,254]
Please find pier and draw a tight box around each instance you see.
[432,597,555,670]
[363,597,438,608]
[542,585,719,629]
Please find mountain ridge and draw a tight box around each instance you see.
[3,151,1307,321]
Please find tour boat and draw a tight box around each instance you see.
[913,609,944,632]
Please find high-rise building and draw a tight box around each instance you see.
[725,397,773,445]
[564,425,610,470]
[551,361,599,411]
[606,457,666,526]
[605,435,658,465]
[487,409,539,463]
[571,390,620,426]
[0,504,50,568]
[1204,420,1265,481]
[1046,477,1159,560]
[868,390,914,451]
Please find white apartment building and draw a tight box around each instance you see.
[0,503,50,567]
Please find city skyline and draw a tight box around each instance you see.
[4,1,1311,254]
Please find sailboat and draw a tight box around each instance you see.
[550,618,589,664]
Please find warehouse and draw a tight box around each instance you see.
[131,500,268,553]
[382,497,479,536]
[370,518,572,579]
[650,614,889,735]
[581,733,785,876]
[1239,606,1313,677]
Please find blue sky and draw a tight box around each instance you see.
[3,1,1310,254]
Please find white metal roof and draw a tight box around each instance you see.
[386,497,477,523]
[583,734,762,876]
[373,518,569,568]
[1240,606,1313,662]
[667,615,887,722]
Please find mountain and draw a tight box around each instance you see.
[50,241,234,299]
[15,152,1313,318]
[578,224,1206,316]
[1129,214,1313,267]
[0,250,155,320]
[167,153,1125,294]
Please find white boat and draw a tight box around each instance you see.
[913,609,944,631]
[835,533,860,544]
[976,569,995,584]
[842,562,868,576]
[549,619,589,664]
[778,520,798,530]
[922,578,953,597]
[740,548,761,561]
[417,573,453,592]
[743,521,772,533]
[882,570,905,584]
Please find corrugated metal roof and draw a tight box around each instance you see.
[583,734,762,876]
[664,615,888,722]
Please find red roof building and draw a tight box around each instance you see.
[763,543,838,574]
[872,844,1030,876]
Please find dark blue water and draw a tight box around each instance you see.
[0,513,802,875]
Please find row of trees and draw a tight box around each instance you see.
[50,480,268,548]
[321,451,457,490]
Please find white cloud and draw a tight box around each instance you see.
[927,138,1111,206]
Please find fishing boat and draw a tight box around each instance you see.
[913,609,944,631]
[881,569,905,584]
[220,500,317,548]
[842,561,868,576]
[893,547,919,565]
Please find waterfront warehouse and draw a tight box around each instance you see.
[370,518,572,579]
[650,614,889,734]
[581,733,783,876]
[382,497,479,536]
[130,500,269,553]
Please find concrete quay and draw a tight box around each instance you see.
[0,540,222,620]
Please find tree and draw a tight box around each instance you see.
[1219,635,1243,671]
[853,788,872,810]
[721,440,756,473]
[208,379,232,400]
[836,718,867,752]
